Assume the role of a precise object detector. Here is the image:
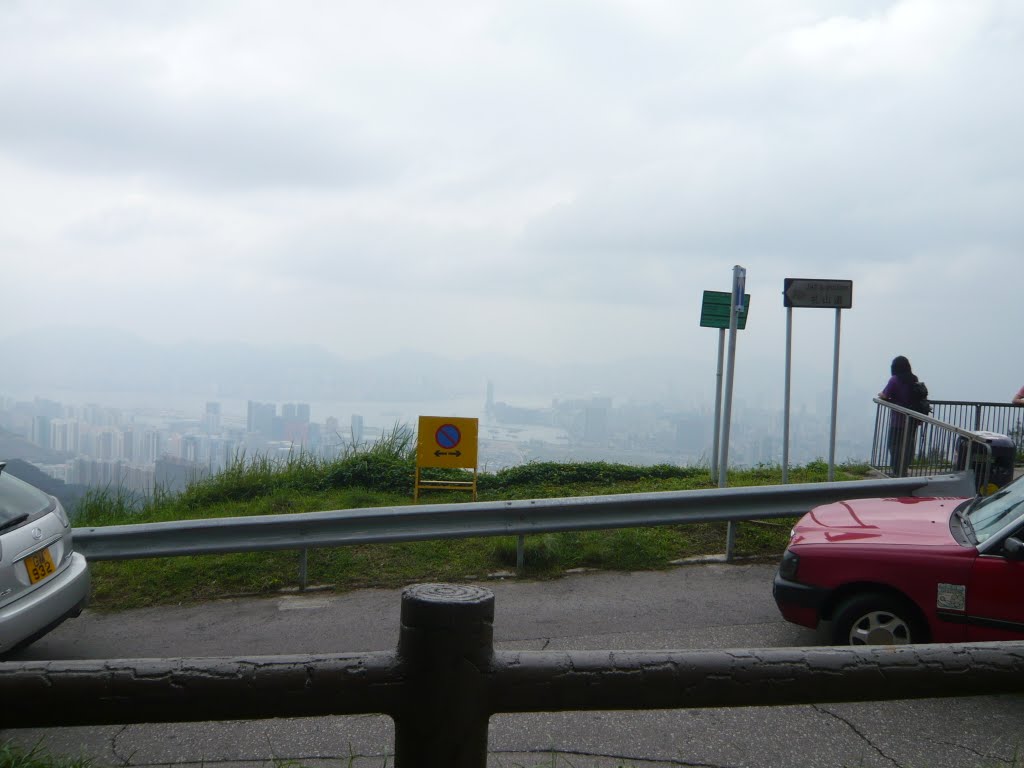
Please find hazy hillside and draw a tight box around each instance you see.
[1,326,717,405]
[0,429,87,513]
[0,427,70,464]
[0,455,88,514]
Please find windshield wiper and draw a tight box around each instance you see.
[0,512,29,534]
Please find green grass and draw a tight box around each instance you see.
[75,446,875,610]
[0,742,93,768]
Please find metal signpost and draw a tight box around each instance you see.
[781,279,853,483]
[699,267,748,561]
[699,289,749,478]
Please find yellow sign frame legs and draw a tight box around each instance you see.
[413,466,478,502]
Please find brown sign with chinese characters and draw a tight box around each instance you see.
[783,279,853,309]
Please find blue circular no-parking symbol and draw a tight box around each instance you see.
[435,424,461,449]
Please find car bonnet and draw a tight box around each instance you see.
[791,496,966,547]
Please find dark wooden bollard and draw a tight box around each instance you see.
[394,583,495,768]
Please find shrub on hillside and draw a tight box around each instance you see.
[322,454,415,494]
[480,461,704,491]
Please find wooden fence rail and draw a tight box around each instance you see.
[4,584,1024,768]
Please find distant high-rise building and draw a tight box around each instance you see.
[122,428,135,462]
[204,402,221,434]
[281,418,307,445]
[182,435,202,463]
[137,429,161,465]
[247,401,276,435]
[49,419,80,453]
[306,422,322,452]
[207,437,236,472]
[351,414,364,444]
[32,416,52,449]
[583,406,609,443]
[95,428,121,461]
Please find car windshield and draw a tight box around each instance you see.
[966,476,1024,543]
[0,470,53,531]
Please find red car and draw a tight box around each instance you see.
[773,473,1024,645]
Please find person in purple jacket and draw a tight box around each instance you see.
[878,355,920,476]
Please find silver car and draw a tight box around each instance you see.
[0,462,90,655]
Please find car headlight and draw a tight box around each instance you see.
[779,549,800,581]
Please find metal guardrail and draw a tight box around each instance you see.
[871,399,1012,489]
[5,584,1024,768]
[931,400,1024,456]
[73,473,977,562]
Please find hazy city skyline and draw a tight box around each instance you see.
[2,363,880,487]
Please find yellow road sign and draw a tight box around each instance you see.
[416,416,478,469]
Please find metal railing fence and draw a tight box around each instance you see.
[5,584,1024,768]
[871,399,1013,489]
[931,400,1024,456]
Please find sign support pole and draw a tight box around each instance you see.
[782,307,793,483]
[720,266,745,562]
[718,321,737,490]
[711,328,725,478]
[828,307,842,481]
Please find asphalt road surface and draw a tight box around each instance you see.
[3,562,1024,768]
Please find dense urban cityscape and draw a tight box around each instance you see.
[0,381,878,513]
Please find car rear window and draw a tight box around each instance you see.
[0,471,53,531]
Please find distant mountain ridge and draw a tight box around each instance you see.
[0,456,88,515]
[1,327,709,405]
[0,427,71,464]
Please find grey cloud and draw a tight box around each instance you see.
[2,95,394,190]
[517,105,1024,270]
[61,203,203,246]
[0,55,397,190]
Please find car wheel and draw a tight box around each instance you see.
[832,593,925,646]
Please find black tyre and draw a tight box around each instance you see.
[831,592,926,646]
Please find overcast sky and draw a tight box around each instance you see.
[2,0,1022,407]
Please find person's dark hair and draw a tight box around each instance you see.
[891,355,917,383]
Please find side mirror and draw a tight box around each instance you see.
[1004,537,1024,560]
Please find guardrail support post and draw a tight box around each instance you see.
[394,584,495,768]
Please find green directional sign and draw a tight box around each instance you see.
[700,290,750,330]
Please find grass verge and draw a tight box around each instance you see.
[0,742,93,768]
[75,450,874,610]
